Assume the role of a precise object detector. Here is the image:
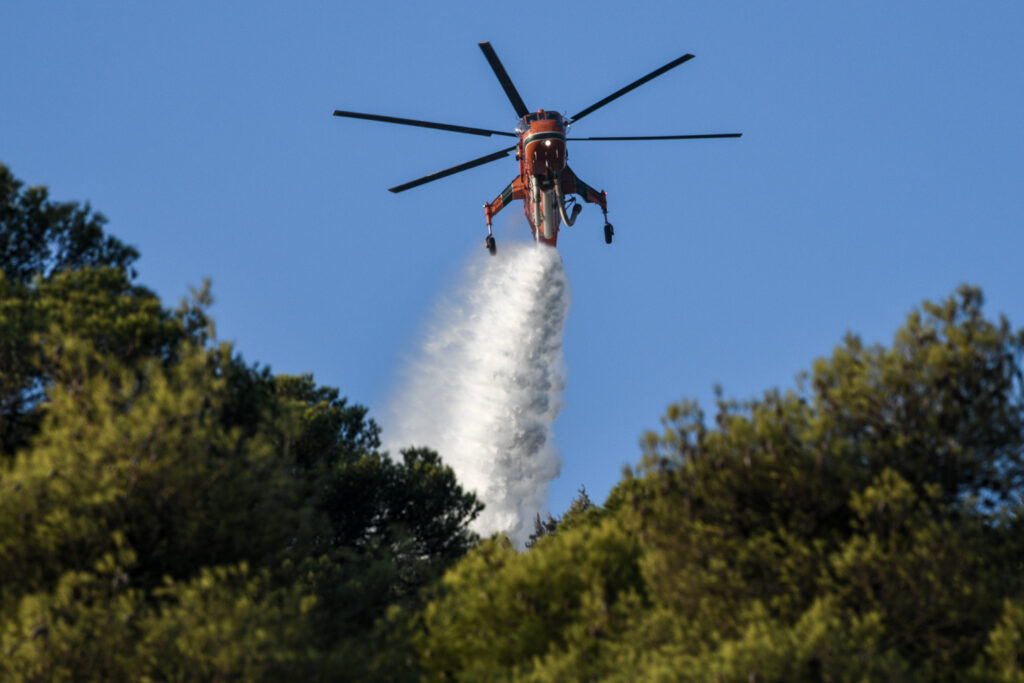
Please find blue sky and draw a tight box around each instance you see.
[3,1,1022,515]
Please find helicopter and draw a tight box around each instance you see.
[334,42,740,255]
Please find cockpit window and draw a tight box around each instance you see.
[525,112,562,123]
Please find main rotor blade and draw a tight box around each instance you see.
[388,146,517,194]
[333,110,516,138]
[567,133,742,141]
[478,42,529,118]
[570,53,695,123]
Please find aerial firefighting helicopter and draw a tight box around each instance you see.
[334,42,740,255]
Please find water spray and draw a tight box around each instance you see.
[386,242,569,547]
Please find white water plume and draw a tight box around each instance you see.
[386,242,569,547]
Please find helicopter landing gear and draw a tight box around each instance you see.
[601,198,613,244]
[484,206,497,256]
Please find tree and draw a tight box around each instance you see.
[418,518,643,680]
[1,164,193,457]
[808,286,1024,507]
[0,163,137,283]
[526,485,596,548]
[0,163,483,679]
[409,286,1024,680]
[526,512,560,549]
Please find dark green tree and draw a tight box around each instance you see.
[1,163,191,457]
[0,163,138,283]
[526,485,596,548]
[0,163,482,680]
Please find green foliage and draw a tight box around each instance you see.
[0,164,481,680]
[527,511,560,549]
[418,515,643,680]
[7,162,1024,679]
[0,163,138,284]
[0,267,188,458]
[0,339,302,596]
[1,553,323,681]
[827,469,998,672]
[526,485,596,548]
[136,563,322,681]
[2,543,145,682]
[976,599,1024,681]
[409,285,1024,681]
[809,286,1024,506]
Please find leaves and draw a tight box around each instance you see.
[0,163,482,680]
[408,285,1024,680]
[0,163,137,284]
[6,162,1024,679]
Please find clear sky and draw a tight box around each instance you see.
[3,1,1022,516]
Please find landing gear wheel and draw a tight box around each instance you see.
[485,234,497,256]
[604,223,614,244]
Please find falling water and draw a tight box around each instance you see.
[385,242,569,547]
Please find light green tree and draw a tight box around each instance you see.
[412,286,1024,681]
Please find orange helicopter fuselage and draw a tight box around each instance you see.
[482,109,609,250]
[516,110,568,246]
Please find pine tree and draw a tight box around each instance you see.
[0,163,483,680]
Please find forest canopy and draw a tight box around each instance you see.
[0,163,481,680]
[2,162,1024,680]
